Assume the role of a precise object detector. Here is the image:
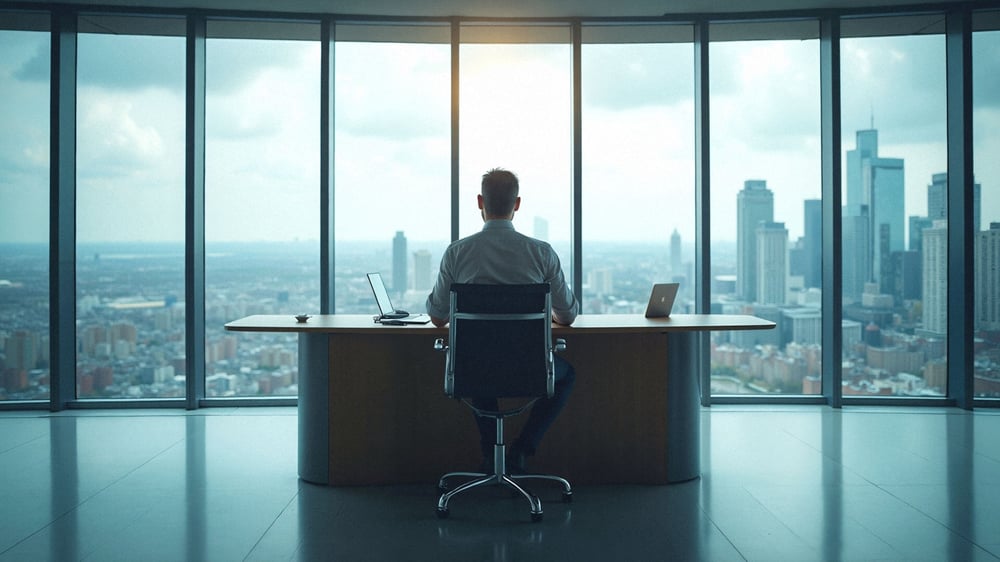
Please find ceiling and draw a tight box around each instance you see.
[26,0,972,19]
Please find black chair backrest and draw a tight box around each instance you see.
[447,283,552,399]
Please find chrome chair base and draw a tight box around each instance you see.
[436,444,572,522]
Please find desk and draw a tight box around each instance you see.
[225,314,774,486]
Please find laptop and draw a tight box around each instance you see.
[366,272,431,324]
[644,282,680,318]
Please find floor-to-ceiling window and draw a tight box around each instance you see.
[580,25,695,315]
[973,11,1000,400]
[205,20,320,398]
[708,21,822,396]
[333,24,451,315]
[839,15,947,398]
[1,5,996,411]
[458,25,573,269]
[75,15,185,400]
[0,13,49,402]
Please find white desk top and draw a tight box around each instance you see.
[225,313,775,335]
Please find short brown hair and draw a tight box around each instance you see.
[481,168,519,217]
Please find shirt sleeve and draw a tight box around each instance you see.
[546,252,579,325]
[425,247,454,320]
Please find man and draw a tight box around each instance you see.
[426,168,579,472]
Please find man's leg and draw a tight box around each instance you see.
[513,356,576,457]
[471,398,498,468]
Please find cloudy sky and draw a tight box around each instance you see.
[1,25,997,248]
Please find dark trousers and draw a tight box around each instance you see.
[472,355,576,458]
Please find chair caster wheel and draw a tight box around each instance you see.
[562,491,573,503]
[531,512,543,522]
[436,507,449,519]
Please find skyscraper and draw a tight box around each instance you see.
[867,156,905,289]
[891,250,922,303]
[845,129,878,216]
[909,216,933,252]
[670,229,682,276]
[975,223,1000,331]
[842,208,871,303]
[844,128,904,292]
[927,173,947,221]
[737,180,774,302]
[927,171,982,232]
[756,221,788,305]
[413,249,433,292]
[922,220,948,336]
[392,231,407,295]
[803,199,822,289]
[533,217,549,241]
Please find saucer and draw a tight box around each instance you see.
[294,314,311,323]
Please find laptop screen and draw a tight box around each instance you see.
[367,272,395,316]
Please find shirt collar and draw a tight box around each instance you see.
[482,220,515,231]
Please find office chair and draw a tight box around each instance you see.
[433,283,572,522]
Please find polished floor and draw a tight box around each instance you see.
[1,406,998,562]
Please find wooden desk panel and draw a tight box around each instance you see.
[322,332,670,485]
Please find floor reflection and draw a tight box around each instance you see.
[1,407,998,561]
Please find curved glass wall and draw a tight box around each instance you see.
[709,21,822,395]
[76,15,186,400]
[205,20,320,397]
[580,25,695,316]
[0,15,49,402]
[840,15,947,398]
[973,12,1000,400]
[458,25,573,263]
[333,26,451,315]
[0,6,993,408]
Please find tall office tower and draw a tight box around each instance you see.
[788,237,806,280]
[927,172,983,232]
[909,216,933,252]
[533,217,549,241]
[844,128,904,290]
[737,180,774,302]
[922,220,948,336]
[412,249,433,292]
[927,173,947,220]
[756,221,788,305]
[842,208,871,303]
[803,199,822,289]
[670,229,682,276]
[4,330,40,371]
[891,250,922,303]
[974,181,982,232]
[877,224,893,294]
[866,156,904,290]
[392,231,407,295]
[587,268,614,295]
[975,223,1000,330]
[845,129,879,216]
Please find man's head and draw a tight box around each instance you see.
[479,168,521,220]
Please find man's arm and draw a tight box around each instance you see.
[547,254,579,325]
[426,247,454,326]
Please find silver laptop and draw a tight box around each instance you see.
[366,272,431,324]
[644,282,680,318]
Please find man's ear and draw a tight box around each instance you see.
[513,196,521,211]
[477,194,484,210]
